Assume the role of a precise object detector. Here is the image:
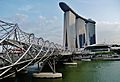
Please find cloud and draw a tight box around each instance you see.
[38,15,58,26]
[96,21,120,44]
[18,5,33,12]
[36,15,63,44]
[0,13,28,24]
[15,13,28,22]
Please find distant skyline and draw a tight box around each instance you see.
[0,0,120,44]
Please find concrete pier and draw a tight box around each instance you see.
[33,72,62,78]
[81,59,91,61]
[63,62,77,65]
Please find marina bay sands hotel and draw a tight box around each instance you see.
[59,2,96,51]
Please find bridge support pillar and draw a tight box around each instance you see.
[47,59,56,73]
[62,55,77,65]
[37,62,43,72]
[33,57,62,78]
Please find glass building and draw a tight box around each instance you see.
[76,18,86,48]
[63,11,76,51]
[85,19,96,45]
[59,2,96,50]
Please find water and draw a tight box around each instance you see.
[1,61,120,82]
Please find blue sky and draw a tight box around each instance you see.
[0,0,120,44]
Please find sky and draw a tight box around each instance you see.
[0,0,120,45]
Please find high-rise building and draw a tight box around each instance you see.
[63,11,76,51]
[76,18,86,48]
[59,2,96,50]
[85,19,96,45]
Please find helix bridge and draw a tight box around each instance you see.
[0,20,66,79]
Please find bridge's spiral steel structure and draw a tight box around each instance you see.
[0,20,63,79]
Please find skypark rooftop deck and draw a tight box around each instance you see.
[59,2,96,24]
